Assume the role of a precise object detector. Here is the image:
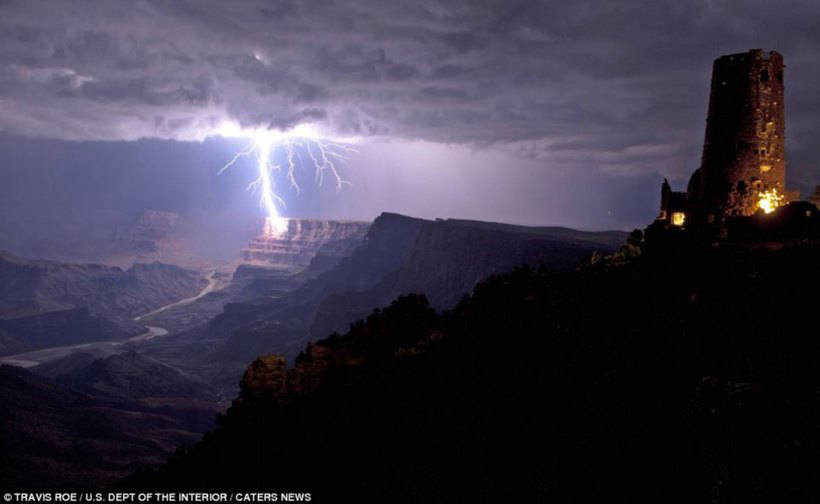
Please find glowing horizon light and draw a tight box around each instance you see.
[758,188,784,214]
[214,121,356,236]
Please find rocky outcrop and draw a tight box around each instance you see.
[237,342,363,406]
[237,355,288,403]
[235,295,435,407]
[241,218,369,272]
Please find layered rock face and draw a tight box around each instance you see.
[241,218,369,271]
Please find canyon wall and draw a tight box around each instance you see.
[241,218,370,272]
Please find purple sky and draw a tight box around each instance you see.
[1,0,820,247]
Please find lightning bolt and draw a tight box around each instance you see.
[216,123,355,236]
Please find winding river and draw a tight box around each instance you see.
[0,270,219,369]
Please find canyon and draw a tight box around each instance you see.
[0,212,626,490]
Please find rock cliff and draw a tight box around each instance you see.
[241,218,369,272]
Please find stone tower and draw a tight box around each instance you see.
[689,49,787,219]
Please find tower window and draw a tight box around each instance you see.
[671,212,686,226]
[777,71,783,83]
[761,70,769,82]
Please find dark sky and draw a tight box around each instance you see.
[1,0,820,251]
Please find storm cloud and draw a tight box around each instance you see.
[1,0,820,230]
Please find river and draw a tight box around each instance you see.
[0,270,218,369]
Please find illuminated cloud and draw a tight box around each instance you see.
[0,0,819,182]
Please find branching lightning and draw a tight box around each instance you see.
[216,123,355,235]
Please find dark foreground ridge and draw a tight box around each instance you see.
[127,239,820,502]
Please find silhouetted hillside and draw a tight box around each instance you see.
[128,240,820,502]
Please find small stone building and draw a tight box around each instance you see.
[658,179,688,227]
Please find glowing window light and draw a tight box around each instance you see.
[757,188,784,214]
